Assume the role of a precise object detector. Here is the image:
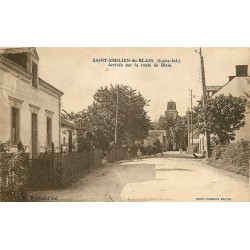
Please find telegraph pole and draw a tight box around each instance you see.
[187,108,190,150]
[198,48,211,157]
[190,89,193,145]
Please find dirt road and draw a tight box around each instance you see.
[30,155,249,202]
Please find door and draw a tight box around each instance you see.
[31,113,38,158]
[68,130,73,152]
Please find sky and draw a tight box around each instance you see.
[37,48,250,122]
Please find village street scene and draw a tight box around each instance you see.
[0,47,249,202]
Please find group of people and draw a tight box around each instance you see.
[106,142,165,162]
[126,148,142,162]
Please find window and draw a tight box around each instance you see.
[32,62,38,88]
[11,107,19,144]
[47,117,52,146]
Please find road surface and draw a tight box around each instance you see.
[30,154,249,202]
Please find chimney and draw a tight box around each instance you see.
[235,65,248,77]
[228,76,235,82]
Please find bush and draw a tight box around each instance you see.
[222,140,250,167]
[0,140,10,153]
[0,152,29,201]
[209,140,249,176]
[211,142,226,160]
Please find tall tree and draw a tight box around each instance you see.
[193,94,247,145]
[156,115,188,149]
[74,84,151,150]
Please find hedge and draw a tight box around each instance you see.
[210,140,249,176]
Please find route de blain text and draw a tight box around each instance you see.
[92,58,181,68]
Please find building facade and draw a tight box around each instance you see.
[199,65,250,153]
[61,117,78,153]
[0,48,64,158]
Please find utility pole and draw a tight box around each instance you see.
[198,48,211,157]
[187,108,190,150]
[114,84,119,160]
[189,89,193,145]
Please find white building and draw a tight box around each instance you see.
[0,48,64,158]
[61,117,78,153]
[199,65,250,153]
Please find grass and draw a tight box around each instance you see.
[207,158,249,177]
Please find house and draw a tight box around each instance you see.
[144,130,167,150]
[199,65,250,153]
[0,47,64,158]
[212,65,250,141]
[61,117,78,153]
[206,86,222,98]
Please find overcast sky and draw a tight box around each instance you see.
[37,48,249,121]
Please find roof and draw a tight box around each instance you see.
[212,76,250,99]
[39,77,64,96]
[0,47,64,97]
[148,130,167,136]
[0,53,32,80]
[206,86,222,92]
[0,47,39,59]
[61,117,75,129]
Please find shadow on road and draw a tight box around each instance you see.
[114,164,156,183]
[157,168,194,171]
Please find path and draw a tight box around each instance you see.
[29,155,249,202]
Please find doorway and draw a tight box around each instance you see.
[31,113,38,158]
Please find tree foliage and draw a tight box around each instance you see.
[0,152,28,201]
[156,115,188,141]
[0,140,11,153]
[193,94,247,145]
[72,85,151,150]
[62,109,77,122]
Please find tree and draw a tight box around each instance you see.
[156,116,175,132]
[174,116,188,149]
[0,149,28,201]
[62,109,77,122]
[156,115,188,149]
[193,94,247,145]
[74,84,151,150]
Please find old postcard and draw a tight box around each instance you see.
[0,47,249,202]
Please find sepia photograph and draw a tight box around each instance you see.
[1,1,250,250]
[0,47,249,202]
